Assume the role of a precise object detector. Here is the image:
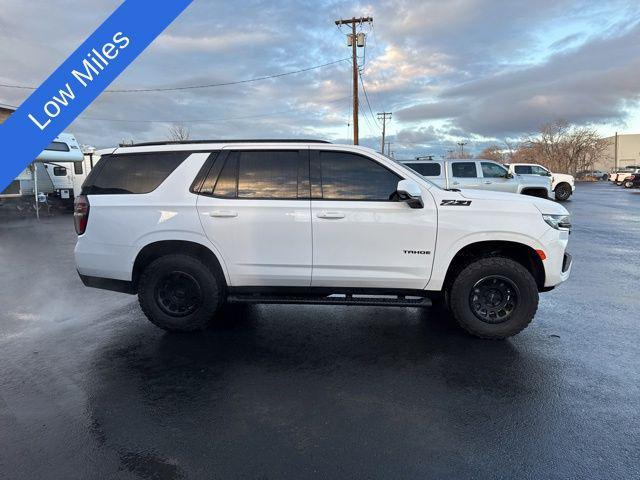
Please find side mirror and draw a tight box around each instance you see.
[396,179,424,209]
[505,172,514,179]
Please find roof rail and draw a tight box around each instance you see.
[126,139,332,147]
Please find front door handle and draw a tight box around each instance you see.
[484,181,492,184]
[209,210,238,218]
[317,211,345,219]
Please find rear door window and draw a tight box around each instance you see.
[514,165,533,174]
[200,150,309,200]
[82,152,190,194]
[405,162,441,177]
[451,162,478,178]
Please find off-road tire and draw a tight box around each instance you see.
[448,257,539,339]
[554,183,572,201]
[138,254,224,332]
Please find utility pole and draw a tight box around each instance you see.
[614,132,618,171]
[386,142,392,157]
[377,112,392,154]
[335,16,373,145]
[457,141,467,158]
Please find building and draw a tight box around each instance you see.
[0,105,13,123]
[598,133,640,171]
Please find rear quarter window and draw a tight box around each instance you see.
[82,152,190,195]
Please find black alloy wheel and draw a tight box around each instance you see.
[155,271,203,317]
[469,275,519,324]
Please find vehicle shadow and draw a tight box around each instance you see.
[85,303,559,478]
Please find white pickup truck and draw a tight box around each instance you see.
[506,163,575,201]
[74,140,572,339]
[401,159,552,199]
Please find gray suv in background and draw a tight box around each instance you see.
[401,159,552,198]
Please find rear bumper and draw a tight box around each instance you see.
[78,272,135,294]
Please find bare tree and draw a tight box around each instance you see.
[168,123,191,142]
[519,120,607,174]
[479,145,504,162]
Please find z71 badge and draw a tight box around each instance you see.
[441,200,472,206]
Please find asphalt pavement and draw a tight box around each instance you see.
[0,182,638,479]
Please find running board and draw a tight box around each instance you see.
[226,293,432,308]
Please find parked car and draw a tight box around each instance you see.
[576,170,608,181]
[505,163,575,201]
[610,166,640,183]
[615,168,640,186]
[623,173,640,189]
[400,159,552,199]
[74,140,571,340]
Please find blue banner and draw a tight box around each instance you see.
[0,0,193,191]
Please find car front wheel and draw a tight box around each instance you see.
[554,183,572,201]
[624,181,634,188]
[138,254,224,332]
[448,257,539,339]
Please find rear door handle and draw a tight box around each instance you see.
[484,181,492,184]
[317,211,345,219]
[209,210,238,218]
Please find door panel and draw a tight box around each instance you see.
[198,198,312,286]
[310,150,436,289]
[196,149,312,286]
[479,161,516,193]
[449,161,480,189]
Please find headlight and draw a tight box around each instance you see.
[542,214,571,230]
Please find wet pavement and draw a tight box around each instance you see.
[0,182,638,479]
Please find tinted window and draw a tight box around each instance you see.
[514,165,533,174]
[45,141,70,152]
[213,154,238,198]
[74,162,83,175]
[481,162,507,178]
[318,151,401,201]
[82,152,189,195]
[451,162,477,178]
[53,166,67,176]
[406,162,441,177]
[237,151,300,199]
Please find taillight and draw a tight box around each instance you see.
[629,175,636,180]
[74,195,90,235]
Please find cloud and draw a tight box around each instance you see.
[1,0,639,157]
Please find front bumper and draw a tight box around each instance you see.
[540,228,572,287]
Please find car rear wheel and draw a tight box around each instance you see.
[554,183,572,201]
[138,254,224,332]
[448,257,539,339]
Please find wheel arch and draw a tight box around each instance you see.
[132,240,229,292]
[520,187,549,199]
[554,181,571,192]
[441,240,545,293]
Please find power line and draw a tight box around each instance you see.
[358,69,381,130]
[0,58,351,93]
[0,95,351,125]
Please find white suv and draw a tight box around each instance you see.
[74,140,572,339]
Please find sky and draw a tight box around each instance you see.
[1,0,639,158]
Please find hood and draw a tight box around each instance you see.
[457,189,569,215]
[553,172,575,183]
